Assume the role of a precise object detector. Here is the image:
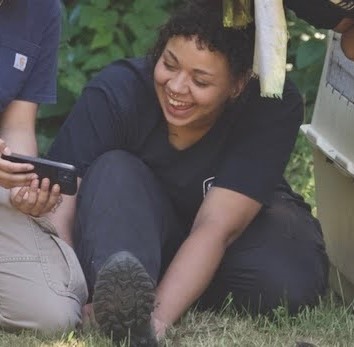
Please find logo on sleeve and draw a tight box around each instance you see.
[330,0,354,10]
[203,176,215,198]
[14,53,28,71]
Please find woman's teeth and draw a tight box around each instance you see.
[168,96,190,107]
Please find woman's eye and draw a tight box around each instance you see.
[163,61,176,70]
[194,80,209,88]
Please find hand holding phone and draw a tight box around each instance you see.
[1,153,78,195]
[0,141,37,189]
[10,178,62,217]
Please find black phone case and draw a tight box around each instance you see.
[2,153,78,195]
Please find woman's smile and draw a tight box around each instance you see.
[165,93,194,118]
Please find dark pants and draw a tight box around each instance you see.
[74,150,329,315]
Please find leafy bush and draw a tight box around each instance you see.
[285,10,327,207]
[286,10,327,123]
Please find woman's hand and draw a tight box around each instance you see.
[10,178,61,217]
[81,303,98,328]
[152,314,169,340]
[0,139,37,189]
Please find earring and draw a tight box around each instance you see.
[231,89,239,99]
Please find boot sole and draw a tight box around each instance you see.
[93,251,157,346]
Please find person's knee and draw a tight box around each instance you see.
[81,149,157,199]
[91,150,142,173]
[83,150,152,188]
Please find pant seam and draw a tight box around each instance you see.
[29,217,82,304]
[0,256,40,263]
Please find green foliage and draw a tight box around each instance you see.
[58,0,172,91]
[285,10,327,207]
[286,10,327,123]
[285,133,316,211]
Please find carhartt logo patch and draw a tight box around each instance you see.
[330,0,354,11]
[13,53,28,71]
[203,176,215,197]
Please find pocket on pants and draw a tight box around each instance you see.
[31,218,88,305]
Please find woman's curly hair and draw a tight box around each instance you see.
[150,0,255,79]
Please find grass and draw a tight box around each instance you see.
[164,294,354,347]
[0,292,353,346]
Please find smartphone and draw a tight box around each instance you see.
[2,153,78,195]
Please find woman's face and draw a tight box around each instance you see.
[154,35,239,130]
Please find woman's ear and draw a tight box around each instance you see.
[230,71,251,99]
[230,89,240,100]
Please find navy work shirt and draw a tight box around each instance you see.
[0,0,61,112]
[49,58,304,223]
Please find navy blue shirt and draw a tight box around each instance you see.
[49,58,303,222]
[0,0,61,112]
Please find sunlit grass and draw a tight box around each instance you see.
[1,292,353,346]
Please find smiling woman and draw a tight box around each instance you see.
[47,0,328,346]
[154,36,243,149]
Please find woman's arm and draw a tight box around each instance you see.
[0,100,39,188]
[0,100,61,215]
[152,186,261,336]
[1,100,38,155]
[334,17,354,60]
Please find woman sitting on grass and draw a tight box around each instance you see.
[47,0,329,345]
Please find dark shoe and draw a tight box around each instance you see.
[93,251,157,346]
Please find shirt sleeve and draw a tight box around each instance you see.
[48,58,156,177]
[47,86,126,177]
[214,80,304,205]
[17,0,61,104]
[285,0,350,29]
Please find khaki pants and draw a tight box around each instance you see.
[0,188,88,334]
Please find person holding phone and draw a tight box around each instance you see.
[47,0,329,345]
[0,0,60,213]
[0,0,87,334]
